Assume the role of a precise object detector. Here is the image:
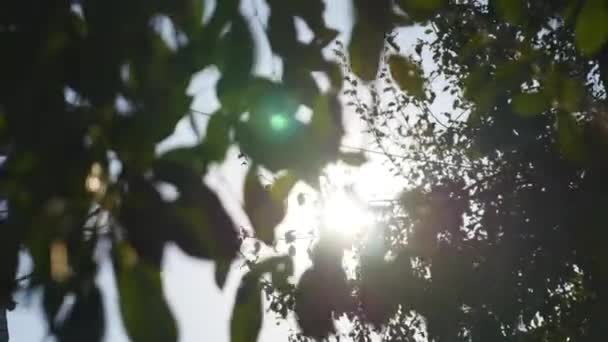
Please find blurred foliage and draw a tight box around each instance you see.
[0,0,349,341]
[2,0,608,342]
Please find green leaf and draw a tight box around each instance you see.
[494,0,526,24]
[117,246,177,342]
[512,92,550,117]
[575,0,608,56]
[349,0,392,81]
[348,21,385,81]
[231,272,262,342]
[269,172,298,203]
[388,55,426,98]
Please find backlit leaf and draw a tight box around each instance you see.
[575,0,608,56]
[117,245,177,342]
[270,172,298,203]
[388,55,426,99]
[349,21,384,82]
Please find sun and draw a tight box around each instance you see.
[320,190,374,237]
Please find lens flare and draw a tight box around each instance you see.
[270,113,289,132]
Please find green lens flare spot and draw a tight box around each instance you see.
[270,113,289,132]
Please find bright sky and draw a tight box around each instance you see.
[7,1,436,341]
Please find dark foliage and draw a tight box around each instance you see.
[271,0,608,341]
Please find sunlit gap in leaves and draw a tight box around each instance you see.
[273,163,389,277]
[319,190,374,239]
[314,162,399,240]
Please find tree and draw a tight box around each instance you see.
[266,0,608,341]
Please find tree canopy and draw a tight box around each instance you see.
[288,0,608,341]
[1,0,608,342]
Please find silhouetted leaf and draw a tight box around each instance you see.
[244,166,286,244]
[214,260,231,290]
[153,161,240,262]
[43,282,67,334]
[349,22,384,82]
[119,176,172,267]
[349,0,392,81]
[231,272,262,342]
[295,265,351,339]
[294,268,335,339]
[360,256,400,327]
[201,112,232,164]
[56,285,104,342]
[231,257,292,342]
[217,14,256,112]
